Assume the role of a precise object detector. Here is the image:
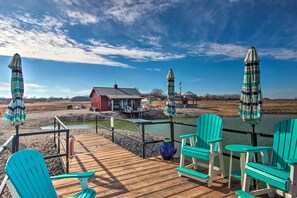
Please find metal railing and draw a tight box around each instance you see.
[0,116,70,196]
[95,115,274,159]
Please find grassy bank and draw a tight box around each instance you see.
[1,99,296,118]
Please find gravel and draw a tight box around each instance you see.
[0,109,171,197]
[0,137,64,198]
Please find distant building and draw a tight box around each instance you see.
[175,91,200,108]
[89,84,142,111]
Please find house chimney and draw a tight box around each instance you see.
[114,83,118,89]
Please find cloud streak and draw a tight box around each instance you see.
[66,10,100,25]
[0,13,184,68]
[104,0,180,24]
[189,42,297,61]
[145,68,161,71]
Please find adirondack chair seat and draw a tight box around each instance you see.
[182,145,210,161]
[245,162,290,191]
[72,188,96,198]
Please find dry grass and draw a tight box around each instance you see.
[149,99,297,117]
[0,100,90,115]
[1,99,296,117]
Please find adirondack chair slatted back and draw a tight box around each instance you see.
[196,114,223,151]
[271,118,297,171]
[6,150,57,198]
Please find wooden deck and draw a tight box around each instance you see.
[53,134,240,197]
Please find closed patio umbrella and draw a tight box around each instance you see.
[239,47,262,146]
[163,69,177,154]
[3,53,26,151]
[163,69,176,117]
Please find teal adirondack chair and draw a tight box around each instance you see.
[241,118,297,198]
[176,114,225,187]
[5,150,96,198]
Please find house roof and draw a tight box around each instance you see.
[183,91,197,96]
[91,87,142,99]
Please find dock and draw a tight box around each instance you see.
[53,134,241,197]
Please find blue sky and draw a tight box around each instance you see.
[0,0,296,99]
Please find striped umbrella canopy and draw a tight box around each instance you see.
[163,69,176,117]
[239,47,262,124]
[3,53,26,126]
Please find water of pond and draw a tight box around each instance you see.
[42,114,295,148]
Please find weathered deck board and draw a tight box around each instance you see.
[53,134,240,197]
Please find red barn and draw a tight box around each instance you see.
[90,84,142,111]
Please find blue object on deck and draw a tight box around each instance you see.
[160,138,177,160]
[5,149,96,198]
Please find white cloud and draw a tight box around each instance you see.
[189,42,297,61]
[260,49,297,60]
[145,68,161,71]
[0,82,49,97]
[53,0,81,5]
[138,35,162,48]
[25,83,48,93]
[88,39,184,61]
[190,43,247,59]
[0,13,184,69]
[104,0,179,24]
[55,86,90,95]
[0,82,10,92]
[66,10,100,25]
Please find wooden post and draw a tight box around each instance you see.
[12,136,16,153]
[95,115,98,134]
[54,118,56,148]
[142,123,145,158]
[251,124,257,147]
[66,129,69,173]
[58,123,61,154]
[170,116,174,148]
[111,100,114,111]
[111,117,114,142]
[15,125,19,151]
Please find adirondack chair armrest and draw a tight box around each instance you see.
[180,134,196,139]
[207,138,223,143]
[243,146,272,153]
[51,171,95,190]
[285,158,297,165]
[50,171,95,180]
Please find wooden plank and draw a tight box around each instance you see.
[53,134,240,197]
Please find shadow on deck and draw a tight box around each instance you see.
[53,134,240,197]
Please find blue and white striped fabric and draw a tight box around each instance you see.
[239,47,262,123]
[164,69,176,117]
[3,53,26,126]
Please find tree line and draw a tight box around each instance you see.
[146,88,240,100]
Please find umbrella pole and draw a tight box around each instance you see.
[251,124,257,147]
[170,116,174,148]
[15,125,19,152]
[251,123,258,189]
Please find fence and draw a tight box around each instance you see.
[95,115,274,159]
[0,116,70,196]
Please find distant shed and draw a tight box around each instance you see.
[89,84,142,111]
